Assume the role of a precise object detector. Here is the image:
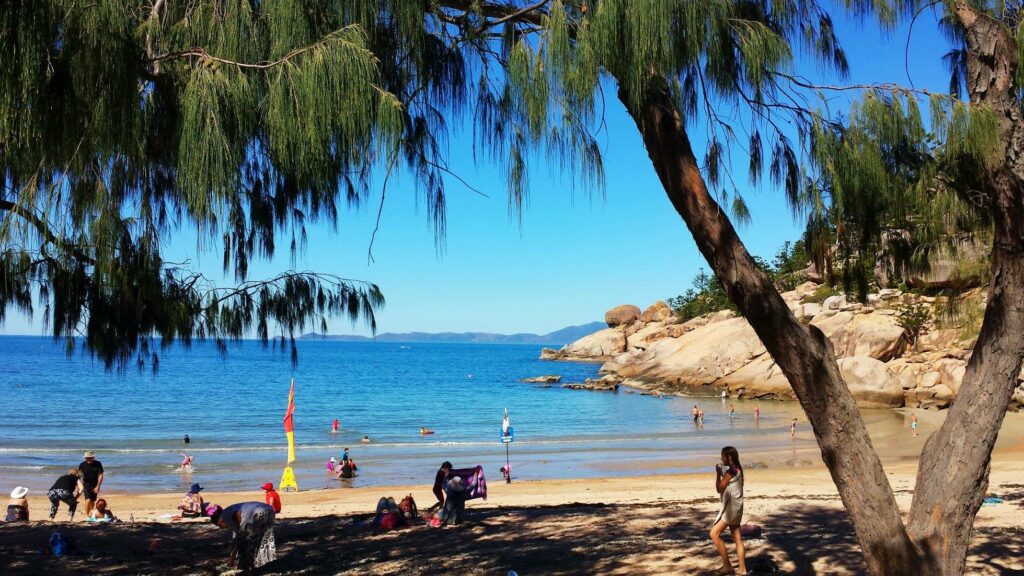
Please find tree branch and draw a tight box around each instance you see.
[0,200,95,265]
[148,26,361,70]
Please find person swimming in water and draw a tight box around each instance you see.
[180,453,194,472]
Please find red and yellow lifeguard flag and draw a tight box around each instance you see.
[283,379,296,463]
[279,378,299,491]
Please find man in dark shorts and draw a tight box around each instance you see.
[79,451,104,516]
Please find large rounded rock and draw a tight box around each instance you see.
[640,301,674,323]
[560,328,627,360]
[837,356,904,407]
[811,312,906,361]
[605,304,642,327]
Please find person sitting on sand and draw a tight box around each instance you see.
[47,468,84,521]
[179,483,206,518]
[6,486,30,522]
[210,502,277,571]
[711,446,747,575]
[262,483,282,513]
[88,498,115,522]
[428,461,453,512]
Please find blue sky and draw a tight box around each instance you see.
[2,6,956,337]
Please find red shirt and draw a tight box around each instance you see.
[265,489,282,513]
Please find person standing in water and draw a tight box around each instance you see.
[753,405,760,421]
[691,405,700,422]
[184,434,190,444]
[790,418,798,438]
[728,404,735,419]
[911,413,919,436]
[332,419,339,433]
[710,446,746,575]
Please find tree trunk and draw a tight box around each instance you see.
[906,5,1024,574]
[617,80,922,575]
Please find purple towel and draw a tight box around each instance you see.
[450,466,487,501]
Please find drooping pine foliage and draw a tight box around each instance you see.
[0,1,397,368]
[0,0,856,369]
[806,90,998,299]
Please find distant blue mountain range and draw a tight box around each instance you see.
[301,321,604,345]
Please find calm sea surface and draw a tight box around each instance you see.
[0,336,831,494]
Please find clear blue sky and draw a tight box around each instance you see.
[2,6,955,337]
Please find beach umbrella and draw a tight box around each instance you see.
[501,408,514,483]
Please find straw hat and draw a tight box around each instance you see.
[10,486,29,499]
[83,450,95,458]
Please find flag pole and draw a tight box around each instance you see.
[505,442,511,484]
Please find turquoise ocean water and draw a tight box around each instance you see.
[0,336,824,494]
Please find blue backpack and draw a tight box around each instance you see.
[48,530,75,556]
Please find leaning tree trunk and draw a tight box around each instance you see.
[906,4,1024,574]
[617,80,922,575]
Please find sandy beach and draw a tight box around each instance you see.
[3,444,1024,575]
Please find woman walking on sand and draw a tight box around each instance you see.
[710,446,746,575]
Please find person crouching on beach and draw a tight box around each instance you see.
[210,502,277,571]
[262,483,282,513]
[710,446,746,575]
[48,468,84,521]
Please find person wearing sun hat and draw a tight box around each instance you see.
[6,486,30,522]
[78,450,104,516]
[178,483,206,518]
[261,483,282,513]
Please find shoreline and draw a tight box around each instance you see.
[13,438,1024,523]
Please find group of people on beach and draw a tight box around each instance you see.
[38,451,113,523]
[5,451,114,526]
[172,480,283,570]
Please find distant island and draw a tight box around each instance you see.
[300,321,605,345]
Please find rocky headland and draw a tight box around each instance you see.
[540,282,1024,410]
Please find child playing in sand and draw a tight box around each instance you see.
[88,498,115,522]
